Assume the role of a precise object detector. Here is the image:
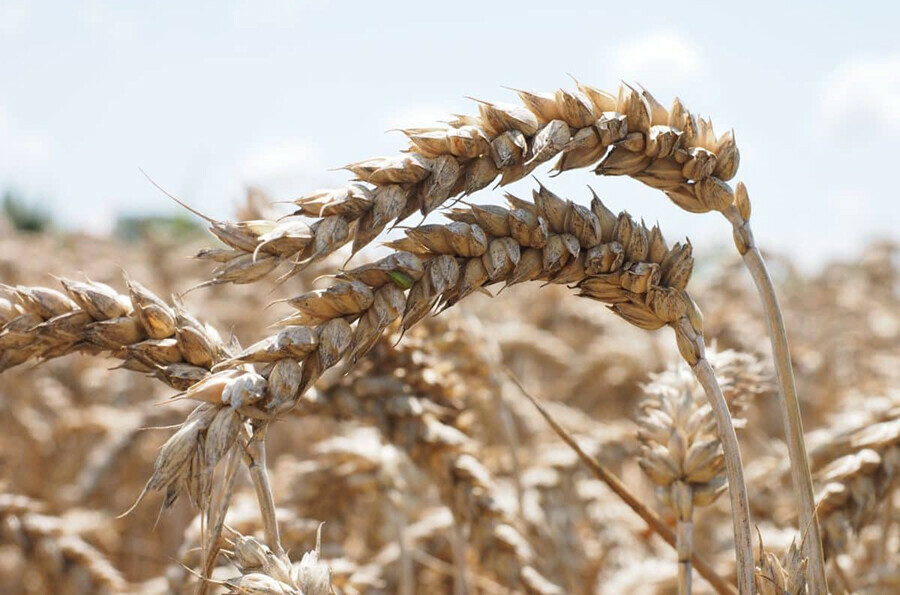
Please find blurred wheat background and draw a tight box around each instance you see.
[0,1,898,594]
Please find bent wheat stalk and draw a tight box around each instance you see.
[723,185,826,589]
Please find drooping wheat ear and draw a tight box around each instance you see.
[636,384,729,594]
[754,534,808,595]
[0,493,126,593]
[0,276,227,385]
[0,278,281,584]
[815,418,900,559]
[183,82,735,288]
[0,278,248,509]
[172,75,823,586]
[308,334,563,593]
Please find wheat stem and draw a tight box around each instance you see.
[243,424,285,558]
[504,368,737,595]
[677,516,694,595]
[691,357,754,594]
[452,522,470,595]
[724,202,828,592]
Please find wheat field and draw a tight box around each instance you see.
[1,83,898,594]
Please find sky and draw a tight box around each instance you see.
[1,0,898,269]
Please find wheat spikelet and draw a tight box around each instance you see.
[754,536,807,595]
[0,494,126,593]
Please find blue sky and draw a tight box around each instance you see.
[1,0,898,268]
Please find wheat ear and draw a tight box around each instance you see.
[636,384,729,594]
[182,82,735,289]
[0,278,295,585]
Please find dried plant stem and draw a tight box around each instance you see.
[452,522,470,595]
[243,424,285,559]
[725,201,828,592]
[504,368,737,595]
[691,357,753,594]
[677,513,694,595]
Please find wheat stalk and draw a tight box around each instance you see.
[719,184,828,590]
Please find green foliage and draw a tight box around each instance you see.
[113,212,203,242]
[2,190,53,233]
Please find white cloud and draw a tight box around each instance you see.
[611,33,705,85]
[818,55,900,135]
